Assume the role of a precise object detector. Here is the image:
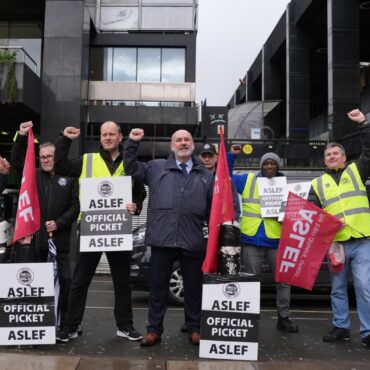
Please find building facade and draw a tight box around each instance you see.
[0,0,199,161]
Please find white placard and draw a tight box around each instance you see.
[251,128,261,140]
[200,281,260,361]
[79,177,133,252]
[257,177,287,218]
[0,263,55,345]
[278,182,311,222]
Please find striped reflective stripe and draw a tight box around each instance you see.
[243,211,261,218]
[85,153,94,178]
[334,208,370,219]
[243,175,258,203]
[242,198,259,204]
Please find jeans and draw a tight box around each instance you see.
[330,238,370,337]
[241,244,291,318]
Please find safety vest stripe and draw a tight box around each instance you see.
[322,190,368,207]
[334,207,370,219]
[242,198,259,204]
[86,153,93,178]
[243,211,261,218]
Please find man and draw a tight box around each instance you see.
[310,109,370,347]
[54,121,146,343]
[199,143,218,172]
[0,156,10,193]
[124,128,214,346]
[227,147,298,333]
[11,121,80,328]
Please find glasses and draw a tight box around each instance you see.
[40,155,54,161]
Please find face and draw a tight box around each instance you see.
[100,121,122,153]
[324,146,346,170]
[200,153,218,171]
[39,146,55,173]
[170,130,194,161]
[262,159,279,178]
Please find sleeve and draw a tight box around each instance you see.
[231,180,241,221]
[307,183,322,208]
[356,125,370,183]
[123,138,150,183]
[55,178,80,230]
[10,134,28,176]
[0,173,7,194]
[132,180,147,216]
[54,135,83,177]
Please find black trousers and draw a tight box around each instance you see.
[147,247,204,335]
[64,251,133,331]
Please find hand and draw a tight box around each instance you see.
[126,202,137,215]
[19,121,33,136]
[63,127,81,140]
[45,220,58,232]
[347,109,366,124]
[0,157,10,175]
[230,144,242,155]
[129,128,144,142]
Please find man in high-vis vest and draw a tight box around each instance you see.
[310,109,370,347]
[227,147,298,333]
[54,121,146,343]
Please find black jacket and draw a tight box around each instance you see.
[54,135,146,213]
[0,173,6,194]
[124,138,214,252]
[11,135,80,253]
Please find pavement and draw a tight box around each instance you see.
[0,276,369,369]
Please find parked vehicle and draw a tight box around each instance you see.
[129,223,339,305]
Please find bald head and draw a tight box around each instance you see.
[170,130,194,162]
[100,120,123,155]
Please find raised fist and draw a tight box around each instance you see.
[230,144,242,155]
[63,127,81,140]
[0,157,10,175]
[19,121,33,136]
[347,109,366,124]
[129,128,144,142]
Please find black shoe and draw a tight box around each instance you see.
[180,323,187,333]
[77,325,83,336]
[362,334,370,347]
[116,326,143,341]
[322,327,350,342]
[56,328,78,343]
[276,316,299,333]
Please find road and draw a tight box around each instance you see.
[0,275,368,364]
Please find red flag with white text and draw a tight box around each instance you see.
[275,193,342,290]
[13,127,40,243]
[202,130,235,273]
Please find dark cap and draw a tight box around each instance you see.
[200,143,217,155]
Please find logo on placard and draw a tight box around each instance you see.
[222,282,240,299]
[16,267,34,286]
[98,181,114,197]
[294,184,302,192]
[268,178,275,186]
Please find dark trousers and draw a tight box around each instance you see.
[147,247,203,335]
[64,251,133,331]
[40,249,71,327]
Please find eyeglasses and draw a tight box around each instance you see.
[40,155,54,161]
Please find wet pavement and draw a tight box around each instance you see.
[0,276,369,369]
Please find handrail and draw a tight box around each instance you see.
[0,46,37,73]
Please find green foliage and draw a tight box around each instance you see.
[0,49,17,103]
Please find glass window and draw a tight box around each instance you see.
[142,7,194,30]
[113,48,137,81]
[137,48,161,82]
[162,48,185,82]
[104,48,113,81]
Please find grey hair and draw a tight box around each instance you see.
[39,142,55,151]
[324,142,346,156]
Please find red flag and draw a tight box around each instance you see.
[13,128,40,243]
[275,193,342,290]
[202,130,235,273]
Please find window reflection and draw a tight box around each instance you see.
[137,48,161,82]
[113,48,137,81]
[162,48,185,82]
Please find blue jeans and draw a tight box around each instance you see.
[330,238,370,337]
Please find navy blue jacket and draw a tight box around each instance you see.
[124,138,214,252]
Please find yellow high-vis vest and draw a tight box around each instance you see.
[240,173,281,239]
[311,162,370,241]
[80,153,125,179]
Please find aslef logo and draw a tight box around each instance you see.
[222,282,240,299]
[16,267,34,286]
[98,181,114,197]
